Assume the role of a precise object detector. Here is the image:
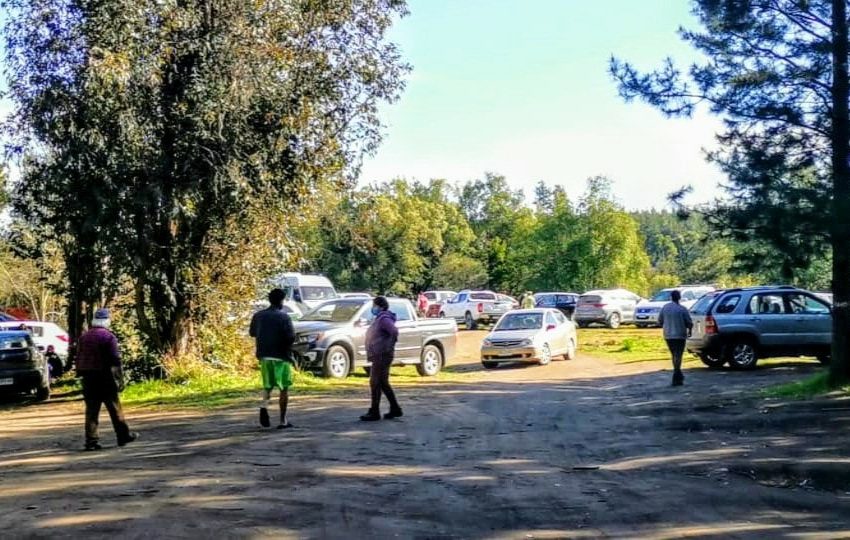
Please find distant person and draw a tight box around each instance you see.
[657,290,693,386]
[522,292,535,309]
[417,292,428,317]
[361,296,402,421]
[76,308,137,451]
[250,288,296,429]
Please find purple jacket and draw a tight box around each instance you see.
[75,327,121,373]
[366,310,398,362]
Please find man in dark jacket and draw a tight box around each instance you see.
[360,296,402,421]
[76,308,136,451]
[249,288,296,428]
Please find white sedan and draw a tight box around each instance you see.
[480,308,577,369]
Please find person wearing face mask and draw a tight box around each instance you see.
[360,296,402,421]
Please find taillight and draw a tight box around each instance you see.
[705,315,717,335]
[477,303,484,313]
[58,335,69,342]
[593,303,607,308]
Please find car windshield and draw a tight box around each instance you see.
[495,313,543,331]
[300,301,365,322]
[651,290,674,302]
[0,335,30,349]
[690,292,720,315]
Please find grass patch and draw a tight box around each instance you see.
[578,327,696,365]
[762,371,850,400]
[119,364,473,409]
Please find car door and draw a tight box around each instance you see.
[388,301,420,360]
[552,310,572,352]
[784,292,832,348]
[746,293,790,347]
[447,292,468,320]
[544,311,567,354]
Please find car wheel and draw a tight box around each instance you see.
[417,344,443,376]
[564,339,576,360]
[482,361,498,369]
[539,344,552,366]
[35,384,50,401]
[465,312,477,330]
[726,339,758,370]
[607,313,621,329]
[699,353,725,369]
[322,345,351,379]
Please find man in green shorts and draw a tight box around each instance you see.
[249,288,296,428]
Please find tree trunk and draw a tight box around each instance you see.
[830,0,850,384]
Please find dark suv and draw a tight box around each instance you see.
[0,330,50,400]
[687,286,832,370]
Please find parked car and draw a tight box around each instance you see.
[687,286,832,370]
[439,290,512,330]
[423,290,457,314]
[0,330,49,400]
[291,298,458,379]
[574,289,642,329]
[534,292,580,320]
[634,285,715,328]
[339,292,373,299]
[497,294,520,310]
[0,321,70,376]
[270,273,339,317]
[480,309,577,369]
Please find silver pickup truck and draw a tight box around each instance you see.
[292,298,458,379]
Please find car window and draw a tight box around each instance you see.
[456,293,468,303]
[786,294,830,315]
[388,301,413,321]
[471,292,496,301]
[682,290,696,301]
[713,294,741,315]
[0,335,31,349]
[299,286,337,302]
[748,294,786,315]
[553,311,566,324]
[545,312,558,326]
[579,295,601,305]
[301,301,364,322]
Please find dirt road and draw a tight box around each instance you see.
[1,331,849,539]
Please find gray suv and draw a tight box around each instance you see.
[687,286,832,370]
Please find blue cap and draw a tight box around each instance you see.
[94,308,110,320]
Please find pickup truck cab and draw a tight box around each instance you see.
[292,298,458,379]
[439,290,512,330]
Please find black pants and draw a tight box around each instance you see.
[82,373,130,444]
[369,357,400,414]
[666,339,686,373]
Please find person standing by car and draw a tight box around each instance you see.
[417,292,428,318]
[521,292,535,309]
[250,288,296,429]
[76,308,137,451]
[657,290,693,386]
[361,296,402,421]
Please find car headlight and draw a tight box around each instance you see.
[520,339,533,347]
[296,333,324,345]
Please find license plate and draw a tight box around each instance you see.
[637,315,648,320]
[0,378,13,386]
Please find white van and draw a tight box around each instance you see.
[271,273,338,316]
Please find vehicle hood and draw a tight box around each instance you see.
[293,320,348,334]
[485,329,541,341]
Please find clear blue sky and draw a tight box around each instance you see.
[358,0,725,210]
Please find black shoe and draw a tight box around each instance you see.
[384,409,403,419]
[259,407,270,428]
[672,372,684,386]
[276,422,294,429]
[117,432,138,447]
[84,442,102,451]
[360,412,381,422]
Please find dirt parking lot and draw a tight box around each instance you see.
[1,330,849,539]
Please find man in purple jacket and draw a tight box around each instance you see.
[76,308,137,451]
[360,296,403,421]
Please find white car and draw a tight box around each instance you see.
[0,320,70,359]
[634,285,715,328]
[480,309,577,368]
[439,290,511,329]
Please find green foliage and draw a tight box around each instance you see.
[762,371,850,400]
[432,253,489,291]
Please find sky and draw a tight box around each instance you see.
[357,0,727,210]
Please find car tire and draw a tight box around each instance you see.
[417,344,443,376]
[564,339,576,360]
[465,312,477,330]
[607,313,621,329]
[538,344,552,366]
[35,384,50,401]
[726,339,758,370]
[699,353,725,369]
[482,361,498,369]
[322,345,351,379]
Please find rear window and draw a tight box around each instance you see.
[471,293,496,301]
[424,293,437,300]
[690,292,722,315]
[579,295,601,305]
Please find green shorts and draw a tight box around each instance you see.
[260,358,294,390]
